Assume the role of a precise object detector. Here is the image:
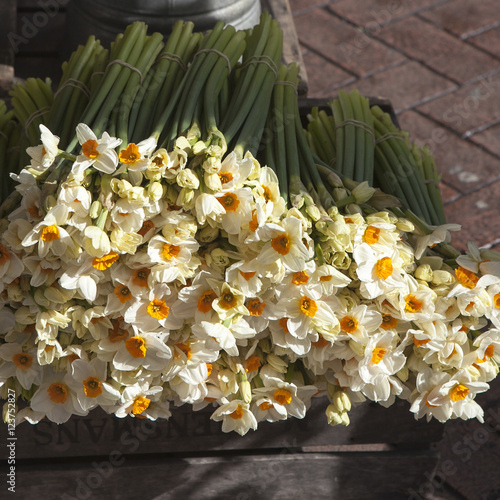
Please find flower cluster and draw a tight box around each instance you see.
[1,124,499,434]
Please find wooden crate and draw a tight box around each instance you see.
[1,397,444,499]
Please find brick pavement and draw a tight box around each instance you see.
[290,0,500,254]
[289,1,500,499]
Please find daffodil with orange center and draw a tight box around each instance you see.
[259,217,313,273]
[212,283,248,321]
[0,343,42,390]
[72,123,121,175]
[22,204,75,258]
[111,331,172,372]
[211,400,257,436]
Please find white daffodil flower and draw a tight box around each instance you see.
[72,123,122,175]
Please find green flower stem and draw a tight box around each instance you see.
[331,98,344,176]
[295,111,336,211]
[270,65,289,203]
[349,89,366,183]
[221,15,282,144]
[204,30,247,136]
[151,23,201,127]
[134,22,198,140]
[372,138,409,207]
[337,90,355,180]
[68,22,146,151]
[233,65,276,158]
[306,108,335,165]
[362,96,375,187]
[422,146,446,225]
[372,106,439,225]
[319,109,336,148]
[116,32,164,144]
[372,117,432,222]
[57,150,77,162]
[60,44,105,147]
[155,21,228,145]
[48,37,99,136]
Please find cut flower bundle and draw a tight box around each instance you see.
[1,15,500,435]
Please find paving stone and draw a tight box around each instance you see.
[377,16,500,84]
[469,122,500,159]
[444,180,500,250]
[341,60,455,113]
[301,50,356,97]
[397,110,500,195]
[293,8,405,77]
[416,73,500,137]
[439,182,460,204]
[468,25,500,60]
[327,0,446,28]
[289,0,333,16]
[419,0,500,39]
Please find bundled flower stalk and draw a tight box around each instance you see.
[0,16,499,435]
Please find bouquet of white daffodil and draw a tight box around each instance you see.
[0,15,499,435]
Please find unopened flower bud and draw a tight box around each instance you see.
[266,353,288,373]
[206,248,230,274]
[192,140,206,155]
[203,156,221,174]
[44,194,56,212]
[346,204,363,215]
[176,188,194,207]
[349,339,365,357]
[352,181,376,203]
[204,172,222,191]
[148,181,164,201]
[34,288,50,308]
[325,404,343,426]
[177,169,200,189]
[198,225,219,243]
[432,270,455,286]
[218,369,239,395]
[397,366,409,382]
[240,380,252,404]
[331,251,351,270]
[89,200,102,219]
[341,412,350,426]
[259,338,272,354]
[333,391,351,413]
[396,218,415,233]
[328,206,339,218]
[420,256,443,270]
[174,136,191,152]
[415,264,434,282]
[305,204,321,222]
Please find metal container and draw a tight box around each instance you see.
[64,0,262,49]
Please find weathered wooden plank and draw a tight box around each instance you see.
[11,450,439,500]
[1,397,444,460]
